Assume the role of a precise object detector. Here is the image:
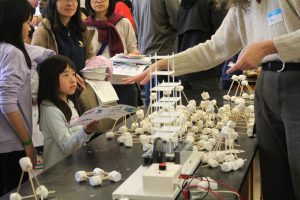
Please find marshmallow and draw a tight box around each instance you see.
[75,171,87,182]
[131,122,139,131]
[105,131,114,139]
[93,168,105,176]
[19,157,33,172]
[118,126,128,134]
[89,175,102,186]
[36,185,49,198]
[223,95,231,101]
[201,92,210,100]
[108,171,122,182]
[9,193,22,200]
[208,159,219,168]
[136,109,144,119]
[150,93,157,100]
[221,162,233,172]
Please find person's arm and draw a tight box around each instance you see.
[5,112,37,166]
[273,30,300,62]
[31,24,57,53]
[165,0,180,30]
[227,40,277,73]
[84,30,96,60]
[0,47,37,165]
[120,18,138,54]
[124,7,243,84]
[41,105,95,155]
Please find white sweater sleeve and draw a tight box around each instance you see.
[172,8,243,76]
[41,106,93,155]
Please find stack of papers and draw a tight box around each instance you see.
[110,54,150,84]
[81,66,108,81]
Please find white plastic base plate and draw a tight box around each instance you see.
[112,151,203,200]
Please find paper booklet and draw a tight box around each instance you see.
[69,104,137,127]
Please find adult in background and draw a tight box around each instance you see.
[132,0,180,105]
[177,0,228,90]
[84,0,142,107]
[31,0,95,92]
[114,0,136,31]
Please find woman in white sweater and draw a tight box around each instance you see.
[125,1,300,199]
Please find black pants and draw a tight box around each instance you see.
[255,70,300,200]
[113,83,143,107]
[0,151,28,197]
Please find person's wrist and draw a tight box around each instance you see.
[23,138,33,146]
[260,40,276,57]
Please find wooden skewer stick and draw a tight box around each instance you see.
[226,80,235,96]
[17,171,25,193]
[28,171,38,200]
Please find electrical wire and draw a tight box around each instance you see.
[214,190,241,200]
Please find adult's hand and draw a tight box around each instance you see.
[123,59,168,85]
[227,40,277,74]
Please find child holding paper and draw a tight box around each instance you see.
[37,55,99,171]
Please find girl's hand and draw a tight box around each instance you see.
[24,144,37,167]
[76,74,86,90]
[84,120,99,134]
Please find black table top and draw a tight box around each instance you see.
[1,88,258,200]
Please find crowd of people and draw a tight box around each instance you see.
[1,0,300,200]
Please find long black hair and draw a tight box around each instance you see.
[46,0,86,33]
[0,0,32,68]
[38,55,77,122]
[85,0,116,18]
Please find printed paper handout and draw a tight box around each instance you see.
[69,104,137,127]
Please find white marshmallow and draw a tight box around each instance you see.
[201,92,210,100]
[93,168,105,176]
[75,171,87,182]
[150,93,157,100]
[118,126,128,134]
[89,175,102,186]
[36,185,49,198]
[9,193,22,200]
[221,162,233,172]
[223,95,231,101]
[136,109,144,119]
[19,157,33,172]
[208,159,219,168]
[131,122,139,131]
[105,131,115,139]
[108,171,122,182]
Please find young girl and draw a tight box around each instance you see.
[0,0,36,196]
[37,55,99,171]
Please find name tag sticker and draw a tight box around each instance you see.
[267,8,283,26]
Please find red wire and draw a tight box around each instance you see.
[187,184,223,200]
[180,175,243,200]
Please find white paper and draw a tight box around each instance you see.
[110,65,147,84]
[85,80,119,105]
[69,104,137,127]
